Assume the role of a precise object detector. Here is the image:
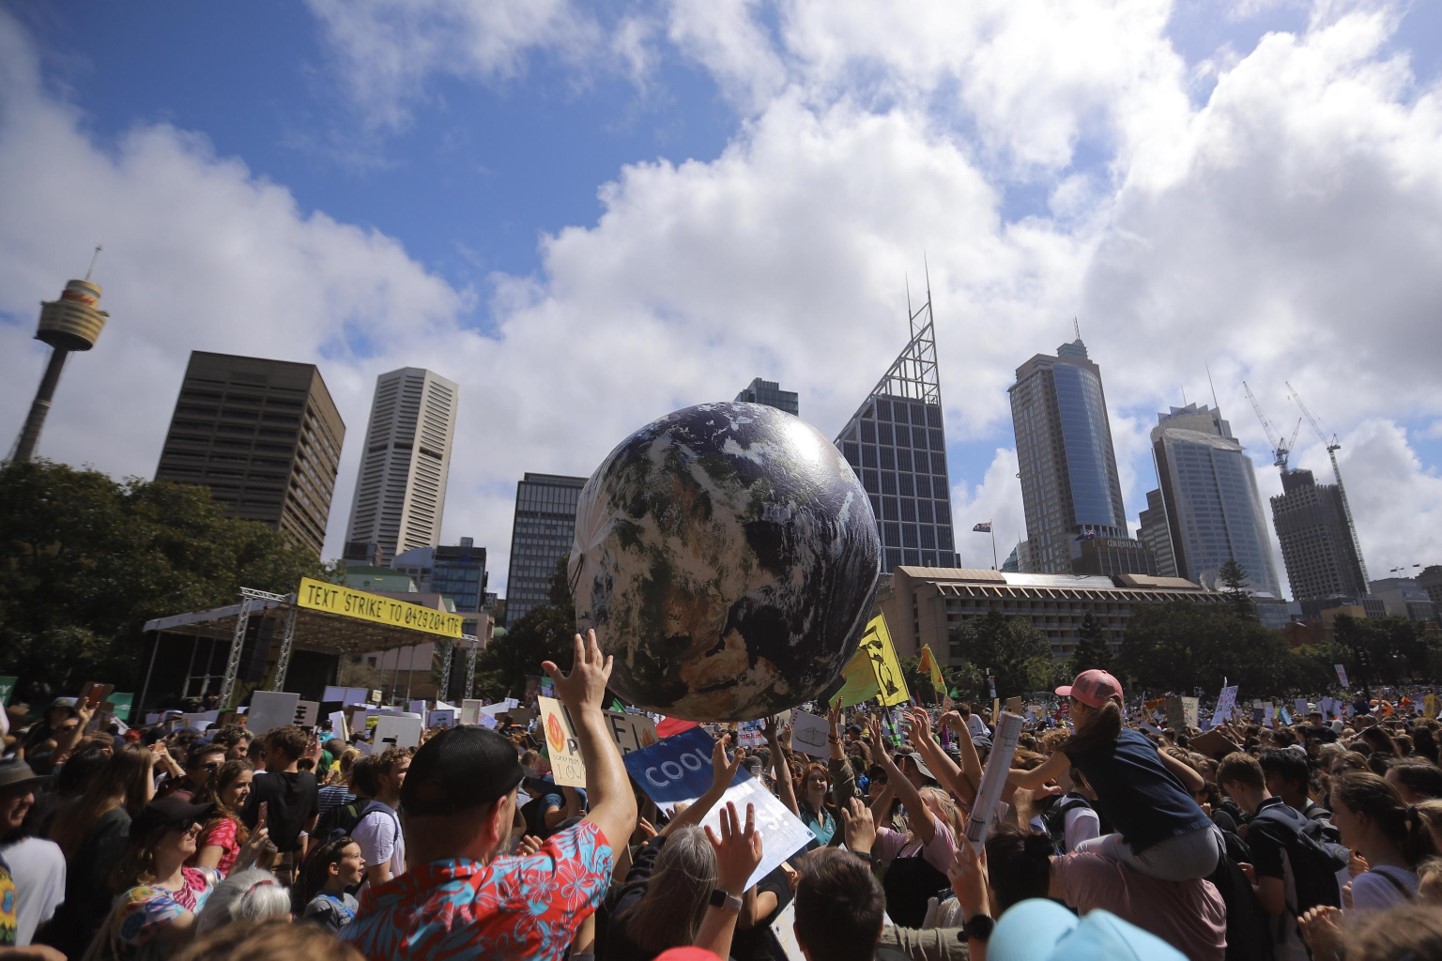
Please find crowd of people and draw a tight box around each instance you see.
[2,635,1441,961]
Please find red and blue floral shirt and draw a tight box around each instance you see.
[341,820,612,961]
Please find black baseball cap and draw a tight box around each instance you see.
[401,725,525,816]
[131,797,214,837]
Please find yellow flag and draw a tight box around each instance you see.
[856,614,911,707]
[919,644,947,698]
[830,646,883,708]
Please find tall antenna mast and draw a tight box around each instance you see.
[1073,316,1082,341]
[1205,361,1220,410]
[85,244,103,282]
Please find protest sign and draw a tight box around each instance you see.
[1191,728,1242,760]
[1211,686,1238,729]
[1334,664,1349,689]
[409,700,427,718]
[323,686,370,707]
[460,699,484,725]
[539,696,586,788]
[737,720,766,749]
[1182,697,1200,730]
[108,692,135,724]
[1165,696,1185,731]
[1295,698,1309,718]
[623,727,813,888]
[248,691,300,736]
[770,902,806,961]
[328,711,349,742]
[1426,693,1439,719]
[789,712,830,758]
[605,711,658,755]
[1005,696,1023,716]
[373,715,423,750]
[182,710,219,731]
[963,712,1023,854]
[294,700,320,729]
[1262,702,1275,728]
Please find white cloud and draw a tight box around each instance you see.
[949,448,1025,569]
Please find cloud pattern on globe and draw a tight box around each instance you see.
[570,402,882,721]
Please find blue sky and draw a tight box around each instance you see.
[2,0,1440,597]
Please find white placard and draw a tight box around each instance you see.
[1262,701,1275,729]
[323,686,371,706]
[789,712,830,758]
[1181,697,1200,730]
[294,700,320,729]
[373,715,424,750]
[699,773,812,889]
[461,699,484,725]
[770,901,806,961]
[328,711,350,742]
[538,697,587,787]
[1296,698,1309,718]
[182,710,219,730]
[248,691,301,737]
[963,712,1024,854]
[427,708,459,730]
[409,699,428,717]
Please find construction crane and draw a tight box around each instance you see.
[1286,381,1369,584]
[1242,381,1301,471]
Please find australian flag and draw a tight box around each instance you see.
[1074,527,1098,542]
[972,521,992,532]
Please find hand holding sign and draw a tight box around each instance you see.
[707,801,763,897]
[543,630,612,715]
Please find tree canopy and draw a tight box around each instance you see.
[471,557,575,701]
[0,460,325,701]
[948,610,1064,703]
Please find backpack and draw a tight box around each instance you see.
[1251,802,1349,916]
[315,798,395,846]
[1040,793,1094,855]
[1207,828,1274,961]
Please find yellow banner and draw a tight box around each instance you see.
[295,577,462,638]
[831,646,882,708]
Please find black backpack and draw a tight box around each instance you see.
[1251,803,1349,915]
[1040,793,1094,855]
[315,798,395,846]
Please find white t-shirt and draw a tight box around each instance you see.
[967,715,989,739]
[1064,806,1102,852]
[351,805,405,881]
[1,837,66,945]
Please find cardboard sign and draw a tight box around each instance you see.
[461,699,484,725]
[248,691,301,737]
[1262,702,1275,729]
[1191,728,1242,759]
[1425,693,1439,719]
[1334,664,1349,690]
[350,709,370,735]
[789,712,830,758]
[737,720,765,749]
[322,686,371,707]
[622,728,812,888]
[538,697,586,787]
[329,711,350,742]
[1181,696,1200,730]
[427,708,459,730]
[606,711,659,755]
[1005,696,1023,716]
[373,715,423,750]
[1165,695,1186,732]
[294,700,320,729]
[1210,686,1238,729]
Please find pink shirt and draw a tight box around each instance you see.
[874,812,957,875]
[1051,850,1226,961]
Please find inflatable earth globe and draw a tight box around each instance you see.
[569,402,882,721]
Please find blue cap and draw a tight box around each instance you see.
[990,900,1185,961]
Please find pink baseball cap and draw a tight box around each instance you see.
[1056,669,1123,709]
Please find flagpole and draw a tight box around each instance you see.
[990,528,997,570]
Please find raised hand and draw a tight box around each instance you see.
[840,796,876,855]
[706,802,763,896]
[1297,905,1344,961]
[541,630,613,715]
[947,841,991,920]
[711,734,742,793]
[907,707,932,742]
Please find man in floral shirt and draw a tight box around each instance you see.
[342,630,637,961]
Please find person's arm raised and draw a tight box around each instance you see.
[694,802,764,961]
[660,736,741,837]
[765,716,800,816]
[542,630,638,850]
[870,717,934,844]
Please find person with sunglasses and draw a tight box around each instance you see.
[157,745,227,804]
[88,798,224,960]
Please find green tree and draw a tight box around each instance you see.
[949,611,1062,703]
[1116,601,1307,695]
[1218,558,1258,622]
[1068,611,1112,679]
[0,461,325,701]
[472,558,575,700]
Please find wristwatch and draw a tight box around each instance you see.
[964,914,995,943]
[709,889,744,913]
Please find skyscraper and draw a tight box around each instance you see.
[345,368,459,565]
[1140,403,1282,596]
[834,293,956,572]
[1271,468,1368,601]
[1009,338,1127,574]
[155,351,344,557]
[735,378,799,416]
[1137,489,1178,577]
[504,473,587,625]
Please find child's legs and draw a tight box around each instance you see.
[1072,825,1221,881]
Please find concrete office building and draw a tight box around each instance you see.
[1366,576,1438,623]
[345,368,458,566]
[834,295,957,571]
[1137,489,1179,577]
[504,473,587,625]
[1271,469,1368,602]
[1140,404,1282,598]
[735,378,799,416]
[1009,338,1129,575]
[155,351,344,557]
[881,567,1226,663]
[393,536,489,636]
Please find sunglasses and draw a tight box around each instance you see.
[166,819,201,834]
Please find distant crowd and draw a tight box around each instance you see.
[2,641,1440,961]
